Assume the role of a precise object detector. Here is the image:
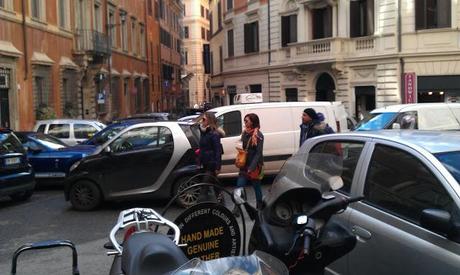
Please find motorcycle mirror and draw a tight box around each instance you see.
[233,187,247,205]
[296,215,308,225]
[328,176,344,191]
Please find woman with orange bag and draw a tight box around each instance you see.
[235,113,264,212]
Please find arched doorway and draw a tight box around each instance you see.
[315,73,335,101]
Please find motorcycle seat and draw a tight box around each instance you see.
[122,232,189,275]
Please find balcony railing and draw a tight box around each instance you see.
[75,29,110,55]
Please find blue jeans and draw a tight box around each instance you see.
[236,175,263,203]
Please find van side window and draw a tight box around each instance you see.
[48,124,70,139]
[74,124,98,139]
[217,111,242,137]
[390,111,418,129]
[36,124,46,133]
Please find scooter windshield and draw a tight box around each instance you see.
[265,152,344,207]
[171,251,288,275]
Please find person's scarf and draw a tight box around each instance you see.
[244,127,260,146]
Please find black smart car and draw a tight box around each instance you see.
[0,129,35,202]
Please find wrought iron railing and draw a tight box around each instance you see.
[75,29,110,55]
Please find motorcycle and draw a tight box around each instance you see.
[234,152,363,275]
[106,207,288,275]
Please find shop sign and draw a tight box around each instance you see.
[404,72,417,103]
[173,202,241,261]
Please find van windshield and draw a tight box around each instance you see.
[356,112,397,131]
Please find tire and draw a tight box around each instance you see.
[69,180,102,211]
[10,190,33,202]
[173,176,202,208]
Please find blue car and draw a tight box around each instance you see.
[15,132,97,182]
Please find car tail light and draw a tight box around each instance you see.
[123,226,136,242]
[336,121,341,132]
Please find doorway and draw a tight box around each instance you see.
[316,73,335,101]
[0,88,9,128]
[355,86,375,120]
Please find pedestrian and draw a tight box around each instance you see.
[300,108,334,147]
[198,112,225,203]
[234,113,264,214]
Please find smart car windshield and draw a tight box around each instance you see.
[355,112,397,131]
[84,125,126,145]
[435,151,460,184]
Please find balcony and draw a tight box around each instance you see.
[75,29,110,56]
[290,38,346,64]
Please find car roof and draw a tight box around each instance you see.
[371,103,460,113]
[208,101,344,113]
[330,130,460,154]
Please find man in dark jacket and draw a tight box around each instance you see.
[299,108,334,147]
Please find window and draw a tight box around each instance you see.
[184,50,188,65]
[312,6,332,39]
[210,13,213,34]
[350,0,374,37]
[184,26,189,39]
[34,76,48,109]
[244,21,259,53]
[48,124,70,139]
[159,0,164,19]
[416,0,451,30]
[94,3,102,32]
[285,88,298,102]
[227,0,233,11]
[207,30,211,41]
[218,1,222,29]
[281,14,297,46]
[30,0,45,20]
[206,9,209,19]
[160,28,171,48]
[140,24,146,57]
[58,0,69,29]
[110,126,172,153]
[131,18,137,54]
[227,29,234,57]
[176,39,181,53]
[0,0,5,9]
[249,84,261,93]
[219,46,223,73]
[121,11,128,51]
[210,51,214,75]
[201,5,204,17]
[155,0,159,19]
[74,124,98,139]
[364,144,458,226]
[148,0,153,16]
[309,141,365,194]
[227,86,236,105]
[216,111,242,137]
[201,27,206,39]
[108,9,116,47]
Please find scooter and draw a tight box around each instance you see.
[234,154,363,275]
[106,207,288,275]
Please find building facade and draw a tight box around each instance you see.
[0,0,162,130]
[158,0,183,112]
[209,0,226,106]
[215,0,460,118]
[183,0,210,108]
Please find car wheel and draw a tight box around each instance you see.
[10,190,33,202]
[69,180,102,211]
[174,176,201,208]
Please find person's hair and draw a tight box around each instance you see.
[244,113,260,129]
[204,112,219,130]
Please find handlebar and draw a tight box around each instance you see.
[308,195,363,221]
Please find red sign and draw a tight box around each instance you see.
[404,73,417,103]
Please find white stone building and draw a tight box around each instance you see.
[182,0,211,107]
[213,0,460,118]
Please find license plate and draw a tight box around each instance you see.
[4,157,21,166]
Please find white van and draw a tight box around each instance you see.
[207,102,351,178]
[356,103,460,131]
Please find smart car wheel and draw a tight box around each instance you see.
[10,190,33,202]
[69,180,102,211]
[174,176,201,208]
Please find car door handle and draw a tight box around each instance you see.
[352,225,372,241]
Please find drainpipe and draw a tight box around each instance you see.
[21,0,28,80]
[398,0,405,103]
[267,0,271,102]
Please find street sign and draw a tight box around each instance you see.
[404,72,417,104]
[97,92,105,104]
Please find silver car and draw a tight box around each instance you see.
[286,131,460,275]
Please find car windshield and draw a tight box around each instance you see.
[435,151,460,184]
[84,125,126,145]
[34,134,68,149]
[355,112,397,131]
[0,132,25,154]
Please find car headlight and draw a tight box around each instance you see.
[69,161,81,173]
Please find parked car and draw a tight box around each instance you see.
[207,101,353,178]
[276,130,460,274]
[15,132,97,182]
[33,119,106,146]
[356,103,460,131]
[0,129,35,202]
[64,121,201,211]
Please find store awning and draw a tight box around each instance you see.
[0,40,22,58]
[59,57,78,69]
[31,52,54,65]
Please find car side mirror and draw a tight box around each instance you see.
[420,209,460,243]
[392,123,401,129]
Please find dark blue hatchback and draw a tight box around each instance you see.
[0,129,35,201]
[15,132,97,182]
